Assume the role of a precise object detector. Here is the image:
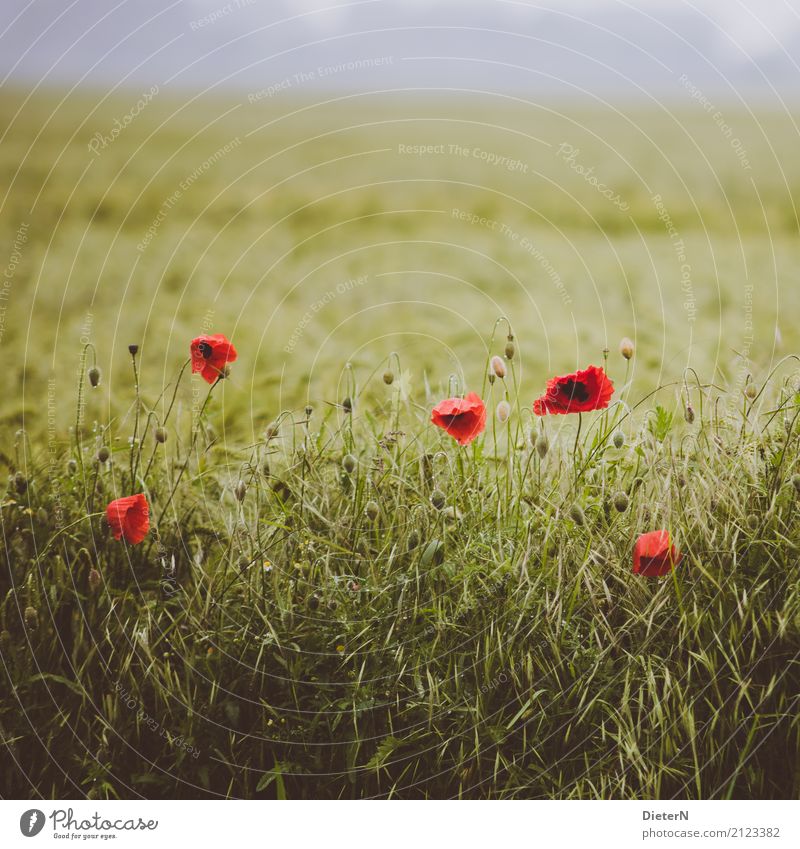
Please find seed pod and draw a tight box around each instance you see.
[88,366,101,387]
[430,489,446,510]
[612,430,625,449]
[13,471,27,494]
[504,340,515,360]
[97,446,110,463]
[342,454,357,474]
[88,568,101,592]
[619,337,634,360]
[490,355,506,379]
[496,400,511,423]
[613,491,629,512]
[383,370,394,385]
[304,405,313,418]
[364,500,379,521]
[569,504,585,526]
[154,426,168,443]
[684,404,695,424]
[234,481,247,502]
[24,606,39,631]
[128,344,139,356]
[535,434,549,459]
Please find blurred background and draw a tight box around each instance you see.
[1,0,798,436]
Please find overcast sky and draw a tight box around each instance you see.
[1,0,798,101]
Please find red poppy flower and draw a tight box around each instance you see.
[431,392,486,445]
[633,530,682,577]
[532,364,614,415]
[106,494,150,545]
[190,334,238,384]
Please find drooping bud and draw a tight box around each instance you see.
[128,344,139,356]
[407,530,420,551]
[746,514,759,530]
[792,473,800,495]
[612,430,625,449]
[88,366,101,387]
[535,434,549,459]
[24,606,39,631]
[504,340,515,360]
[304,405,313,418]
[234,481,247,502]
[67,459,78,475]
[342,454,357,474]
[490,356,506,379]
[430,489,446,510]
[684,404,695,424]
[568,505,585,526]
[613,491,629,512]
[619,337,634,360]
[154,426,168,444]
[383,370,394,385]
[88,568,101,593]
[496,400,511,423]
[97,446,110,463]
[364,500,379,521]
[13,471,27,494]
[745,382,757,400]
[342,396,352,414]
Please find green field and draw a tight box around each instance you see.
[1,91,800,799]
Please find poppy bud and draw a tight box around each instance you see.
[383,370,394,385]
[535,434,549,458]
[0,629,10,652]
[504,341,515,360]
[364,500,379,521]
[88,366,101,387]
[342,454,356,474]
[792,473,800,495]
[430,489,446,510]
[237,555,250,571]
[261,461,270,477]
[24,605,39,631]
[307,594,320,611]
[97,446,110,463]
[67,459,78,475]
[613,491,629,512]
[342,396,352,413]
[488,373,495,385]
[490,356,506,379]
[304,405,313,418]
[496,400,511,423]
[36,507,48,524]
[234,481,247,502]
[154,426,167,443]
[745,383,757,400]
[128,344,139,356]
[685,404,695,424]
[443,505,462,522]
[569,504,585,525]
[746,514,759,530]
[88,568,101,592]
[14,471,27,494]
[264,423,279,440]
[612,430,625,449]
[619,337,634,360]
[407,530,420,551]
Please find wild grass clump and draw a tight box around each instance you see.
[1,337,800,799]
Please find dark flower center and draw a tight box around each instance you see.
[559,379,590,403]
[198,341,213,359]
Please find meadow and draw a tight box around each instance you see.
[1,89,799,798]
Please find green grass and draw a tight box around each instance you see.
[1,91,800,798]
[2,340,800,798]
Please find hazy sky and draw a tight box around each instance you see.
[1,0,798,100]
